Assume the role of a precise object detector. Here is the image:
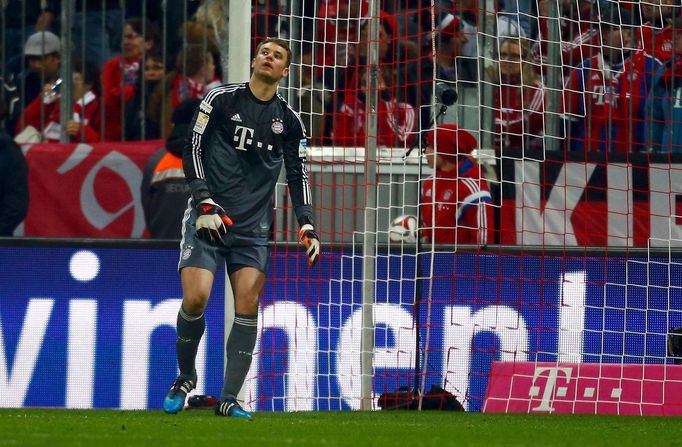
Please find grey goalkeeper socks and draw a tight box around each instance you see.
[220,313,258,401]
[176,306,205,380]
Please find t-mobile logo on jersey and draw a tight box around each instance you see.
[234,125,273,152]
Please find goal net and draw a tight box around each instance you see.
[243,0,682,414]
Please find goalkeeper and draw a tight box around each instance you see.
[163,37,319,419]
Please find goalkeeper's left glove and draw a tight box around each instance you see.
[299,224,320,267]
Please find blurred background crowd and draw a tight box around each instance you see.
[1,0,681,154]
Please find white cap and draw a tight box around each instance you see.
[24,31,61,56]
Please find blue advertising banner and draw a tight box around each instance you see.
[0,245,680,412]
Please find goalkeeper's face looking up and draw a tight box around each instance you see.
[251,39,291,84]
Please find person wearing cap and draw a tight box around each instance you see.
[563,3,662,153]
[16,58,101,143]
[3,0,58,78]
[18,31,61,109]
[420,124,494,246]
[646,15,682,152]
[140,99,198,239]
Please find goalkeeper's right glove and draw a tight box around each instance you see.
[195,198,233,242]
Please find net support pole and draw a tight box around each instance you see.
[226,0,250,83]
[59,0,75,143]
[544,0,562,152]
[360,0,381,411]
[225,0,251,406]
[478,0,497,152]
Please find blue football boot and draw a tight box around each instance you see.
[163,376,196,414]
[214,398,253,419]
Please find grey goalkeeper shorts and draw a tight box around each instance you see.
[178,205,270,275]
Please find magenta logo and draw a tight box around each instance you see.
[484,361,682,416]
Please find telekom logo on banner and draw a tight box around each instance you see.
[483,362,682,416]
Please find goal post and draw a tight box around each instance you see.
[237,0,682,414]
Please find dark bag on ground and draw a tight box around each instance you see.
[378,385,464,411]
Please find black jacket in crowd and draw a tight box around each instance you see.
[0,130,29,236]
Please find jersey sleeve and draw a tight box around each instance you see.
[282,106,315,227]
[182,88,225,204]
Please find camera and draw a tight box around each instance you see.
[435,81,458,106]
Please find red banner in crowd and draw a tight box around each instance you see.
[17,144,682,244]
[483,361,682,416]
[497,151,682,248]
[21,141,163,238]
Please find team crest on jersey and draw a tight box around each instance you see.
[443,190,452,200]
[271,118,284,134]
[181,245,193,260]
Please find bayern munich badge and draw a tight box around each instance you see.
[271,118,284,134]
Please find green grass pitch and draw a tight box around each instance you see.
[1,409,681,447]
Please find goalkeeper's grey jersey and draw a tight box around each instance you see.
[183,82,313,240]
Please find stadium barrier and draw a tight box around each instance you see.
[16,142,682,248]
[1,239,680,412]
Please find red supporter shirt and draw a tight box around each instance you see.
[332,94,416,148]
[420,156,494,245]
[101,56,140,141]
[641,22,674,62]
[18,90,101,143]
[495,79,545,150]
[315,0,368,69]
[563,51,660,152]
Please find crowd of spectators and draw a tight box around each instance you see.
[3,0,682,241]
[1,0,682,154]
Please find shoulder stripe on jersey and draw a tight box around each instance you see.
[283,99,312,204]
[202,83,243,106]
[455,190,492,222]
[284,100,307,138]
[189,84,244,180]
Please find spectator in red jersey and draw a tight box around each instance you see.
[125,48,167,140]
[171,48,220,109]
[641,0,681,63]
[489,38,545,151]
[100,17,160,141]
[16,59,101,143]
[153,44,221,138]
[421,125,494,246]
[646,15,682,152]
[563,5,662,153]
[332,66,416,149]
[532,0,602,70]
[316,0,369,71]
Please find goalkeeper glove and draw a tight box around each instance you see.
[299,224,320,267]
[195,198,233,242]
